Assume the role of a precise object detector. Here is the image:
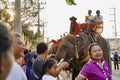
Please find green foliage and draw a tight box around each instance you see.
[0,0,13,30]
[22,22,38,45]
[21,0,42,45]
[0,9,2,20]
[3,10,11,22]
[32,11,39,17]
[0,1,11,22]
[29,0,34,5]
[22,22,35,39]
[66,0,77,5]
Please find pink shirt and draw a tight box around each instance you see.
[80,59,111,80]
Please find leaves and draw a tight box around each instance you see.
[66,0,77,5]
[29,0,34,5]
[0,1,11,23]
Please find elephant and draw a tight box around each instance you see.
[55,31,111,80]
[48,44,58,58]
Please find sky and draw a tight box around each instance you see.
[40,0,120,40]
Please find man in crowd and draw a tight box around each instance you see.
[12,32,24,63]
[32,42,69,80]
[6,32,27,80]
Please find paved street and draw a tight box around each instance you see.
[59,61,120,80]
[111,61,120,80]
[112,70,120,80]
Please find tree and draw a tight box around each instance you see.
[0,0,40,46]
[21,0,44,43]
[0,0,13,29]
[0,0,76,46]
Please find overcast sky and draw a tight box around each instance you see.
[40,0,120,40]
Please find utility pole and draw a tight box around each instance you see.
[37,0,41,42]
[42,23,44,39]
[41,21,47,41]
[37,0,46,42]
[110,8,118,50]
[14,0,22,34]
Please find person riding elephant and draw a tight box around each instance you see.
[94,10,104,34]
[94,10,103,24]
[85,10,94,23]
[69,16,81,35]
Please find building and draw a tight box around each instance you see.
[106,38,120,51]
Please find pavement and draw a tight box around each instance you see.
[59,61,120,80]
[112,70,120,80]
[111,61,120,80]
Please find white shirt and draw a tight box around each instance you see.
[94,15,103,23]
[42,75,57,80]
[85,15,94,23]
[6,61,27,80]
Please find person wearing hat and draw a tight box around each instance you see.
[94,10,103,23]
[69,16,81,35]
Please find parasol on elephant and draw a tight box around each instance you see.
[55,31,111,80]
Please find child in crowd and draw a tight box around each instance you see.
[42,58,58,80]
[22,51,37,80]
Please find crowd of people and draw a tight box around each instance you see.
[0,23,68,80]
[0,10,112,80]
[0,23,27,80]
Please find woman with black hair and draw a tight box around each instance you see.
[75,43,111,80]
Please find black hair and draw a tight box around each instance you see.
[88,43,100,55]
[37,42,48,54]
[88,9,92,12]
[96,10,100,13]
[42,58,57,75]
[0,23,12,56]
[23,49,29,55]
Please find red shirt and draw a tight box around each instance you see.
[71,22,80,35]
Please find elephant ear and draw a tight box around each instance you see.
[66,0,77,5]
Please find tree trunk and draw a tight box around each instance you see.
[14,0,22,34]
